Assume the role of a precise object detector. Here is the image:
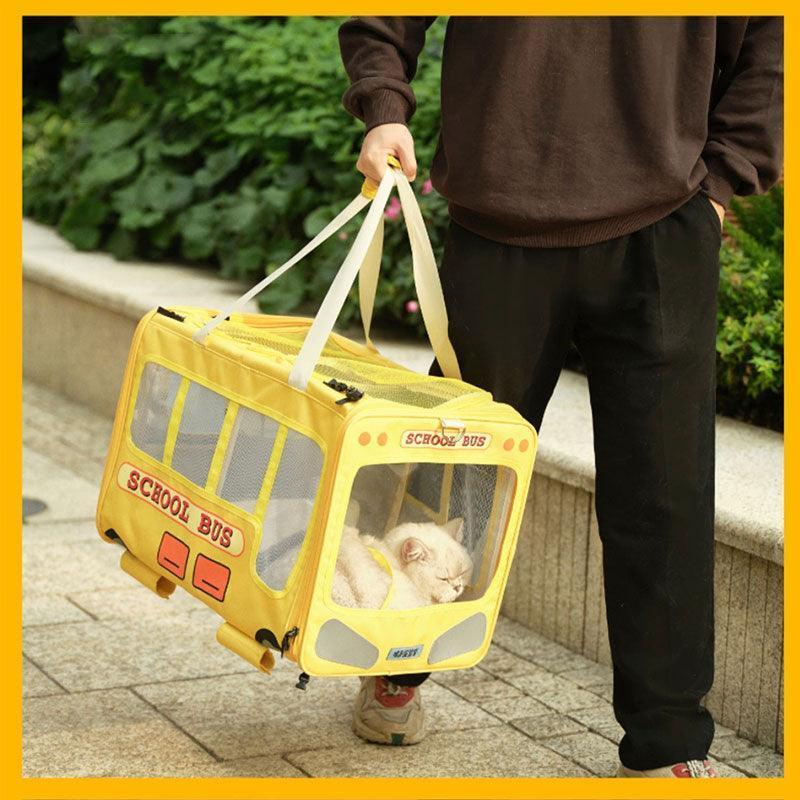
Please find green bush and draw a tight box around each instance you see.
[23,17,783,430]
[23,16,448,334]
[717,187,783,429]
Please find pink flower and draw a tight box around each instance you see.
[384,196,402,220]
[422,179,433,195]
[405,299,419,314]
[337,231,349,241]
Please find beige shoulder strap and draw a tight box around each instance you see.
[192,165,461,390]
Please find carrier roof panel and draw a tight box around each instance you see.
[178,309,489,410]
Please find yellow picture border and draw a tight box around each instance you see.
[3,4,792,799]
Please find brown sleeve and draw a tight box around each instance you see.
[338,17,437,131]
[702,17,783,206]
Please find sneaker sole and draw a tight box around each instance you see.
[352,716,425,746]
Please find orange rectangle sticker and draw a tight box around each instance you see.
[193,554,230,602]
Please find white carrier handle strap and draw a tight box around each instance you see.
[192,192,371,344]
[192,163,461,391]
[289,167,460,389]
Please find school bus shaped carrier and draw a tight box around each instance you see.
[96,163,537,685]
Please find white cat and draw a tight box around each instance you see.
[332,518,472,610]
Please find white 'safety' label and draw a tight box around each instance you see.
[387,644,424,660]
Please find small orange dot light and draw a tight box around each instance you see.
[358,432,371,446]
[377,432,388,446]
[503,438,514,451]
[519,439,529,452]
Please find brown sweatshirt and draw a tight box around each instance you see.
[339,17,783,247]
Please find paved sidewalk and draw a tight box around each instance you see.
[22,381,782,778]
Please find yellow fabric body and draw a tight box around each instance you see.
[95,167,531,678]
[96,307,537,679]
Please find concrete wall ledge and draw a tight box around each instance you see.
[23,218,783,567]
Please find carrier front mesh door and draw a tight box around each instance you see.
[331,462,516,610]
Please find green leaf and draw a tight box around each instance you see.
[61,223,101,250]
[303,206,332,238]
[139,172,194,212]
[78,149,139,192]
[91,119,144,155]
[106,226,137,260]
[222,198,259,233]
[194,147,242,188]
[58,195,108,229]
[118,206,165,230]
[192,56,224,86]
[257,266,306,313]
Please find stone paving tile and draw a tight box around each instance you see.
[428,664,493,688]
[436,673,522,706]
[23,537,134,596]
[566,703,622,742]
[479,643,551,682]
[587,684,614,702]
[479,693,551,723]
[23,448,99,523]
[511,712,586,740]
[503,670,608,713]
[23,657,64,698]
[540,730,620,777]
[492,616,576,665]
[24,380,113,443]
[714,761,748,777]
[735,751,783,777]
[558,662,613,688]
[709,731,780,763]
[136,670,502,761]
[68,583,200,620]
[23,415,108,486]
[161,755,305,778]
[23,608,248,692]
[23,518,99,545]
[23,688,215,777]
[285,726,591,778]
[23,592,92,627]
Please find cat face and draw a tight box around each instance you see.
[387,518,473,604]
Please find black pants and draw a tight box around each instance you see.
[393,192,721,771]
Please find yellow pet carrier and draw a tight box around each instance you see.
[96,162,537,684]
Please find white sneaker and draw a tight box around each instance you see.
[352,676,425,745]
[617,759,718,777]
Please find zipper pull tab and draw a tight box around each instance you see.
[336,386,364,405]
[281,626,299,658]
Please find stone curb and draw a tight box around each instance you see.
[22,218,783,565]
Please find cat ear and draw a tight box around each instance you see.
[443,517,465,543]
[401,537,430,563]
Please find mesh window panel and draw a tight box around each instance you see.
[255,430,323,590]
[334,462,515,609]
[406,462,445,514]
[130,363,181,461]
[178,310,485,410]
[217,407,279,513]
[171,382,228,487]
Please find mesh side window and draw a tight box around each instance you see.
[256,430,323,591]
[130,363,181,461]
[217,407,279,513]
[171,382,228,487]
[334,462,516,609]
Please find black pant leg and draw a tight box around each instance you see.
[393,220,579,688]
[430,221,578,428]
[574,193,720,770]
